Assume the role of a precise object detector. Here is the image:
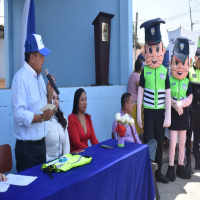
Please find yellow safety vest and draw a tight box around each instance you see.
[42,154,92,173]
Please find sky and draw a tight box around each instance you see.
[132,0,200,47]
[0,0,4,16]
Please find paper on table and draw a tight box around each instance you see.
[39,104,56,112]
[0,182,10,192]
[4,174,37,186]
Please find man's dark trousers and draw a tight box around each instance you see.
[186,102,200,165]
[15,137,46,172]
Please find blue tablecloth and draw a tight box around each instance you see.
[0,139,155,200]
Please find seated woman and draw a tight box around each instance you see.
[45,91,70,161]
[68,88,99,152]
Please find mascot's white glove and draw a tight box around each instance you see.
[163,89,171,127]
[173,101,183,116]
[181,94,193,107]
[137,86,144,128]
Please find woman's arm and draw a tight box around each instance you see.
[68,115,88,149]
[87,115,99,145]
[63,126,70,154]
[136,81,139,91]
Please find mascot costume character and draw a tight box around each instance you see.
[165,37,192,181]
[137,18,171,183]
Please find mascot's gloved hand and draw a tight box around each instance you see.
[137,86,144,128]
[181,94,193,107]
[173,101,183,116]
[163,89,171,127]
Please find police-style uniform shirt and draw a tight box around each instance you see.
[187,62,200,102]
[139,65,170,109]
[12,62,48,141]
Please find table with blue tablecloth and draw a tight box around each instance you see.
[0,139,155,200]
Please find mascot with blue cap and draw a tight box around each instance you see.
[165,37,192,181]
[137,18,171,183]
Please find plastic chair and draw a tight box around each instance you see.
[0,144,12,173]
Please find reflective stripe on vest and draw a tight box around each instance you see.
[41,154,92,172]
[189,65,200,84]
[143,65,167,109]
[170,76,189,101]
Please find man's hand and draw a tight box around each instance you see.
[47,74,55,103]
[0,173,7,182]
[43,110,53,121]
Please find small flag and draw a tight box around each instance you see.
[19,0,36,69]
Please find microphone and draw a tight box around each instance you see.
[44,68,60,95]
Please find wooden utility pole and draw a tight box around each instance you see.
[134,12,138,63]
[189,0,193,31]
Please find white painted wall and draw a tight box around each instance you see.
[0,85,127,173]
[0,38,5,78]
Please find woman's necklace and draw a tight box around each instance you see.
[77,115,85,123]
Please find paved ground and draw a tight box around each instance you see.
[157,148,200,200]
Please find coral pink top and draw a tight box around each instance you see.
[128,72,140,103]
[68,113,99,152]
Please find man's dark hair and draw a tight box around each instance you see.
[134,59,142,72]
[121,93,131,108]
[25,51,37,63]
[72,88,86,115]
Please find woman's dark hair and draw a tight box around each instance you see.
[25,51,37,63]
[134,59,143,72]
[72,88,86,115]
[56,107,67,130]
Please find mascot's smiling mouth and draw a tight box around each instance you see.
[152,60,157,64]
[177,71,182,76]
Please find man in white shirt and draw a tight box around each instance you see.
[12,34,54,172]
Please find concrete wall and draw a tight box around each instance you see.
[10,0,132,87]
[0,85,127,173]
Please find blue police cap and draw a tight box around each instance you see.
[137,54,145,61]
[173,37,189,61]
[140,18,165,45]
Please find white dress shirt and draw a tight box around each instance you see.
[45,116,70,162]
[12,62,48,141]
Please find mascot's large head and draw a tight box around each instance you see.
[140,18,166,69]
[171,37,190,80]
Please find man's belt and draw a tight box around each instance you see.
[17,137,45,144]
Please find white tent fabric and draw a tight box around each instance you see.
[167,27,200,76]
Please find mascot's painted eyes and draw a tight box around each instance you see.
[175,59,179,65]
[156,45,159,53]
[182,61,185,65]
[149,47,152,54]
